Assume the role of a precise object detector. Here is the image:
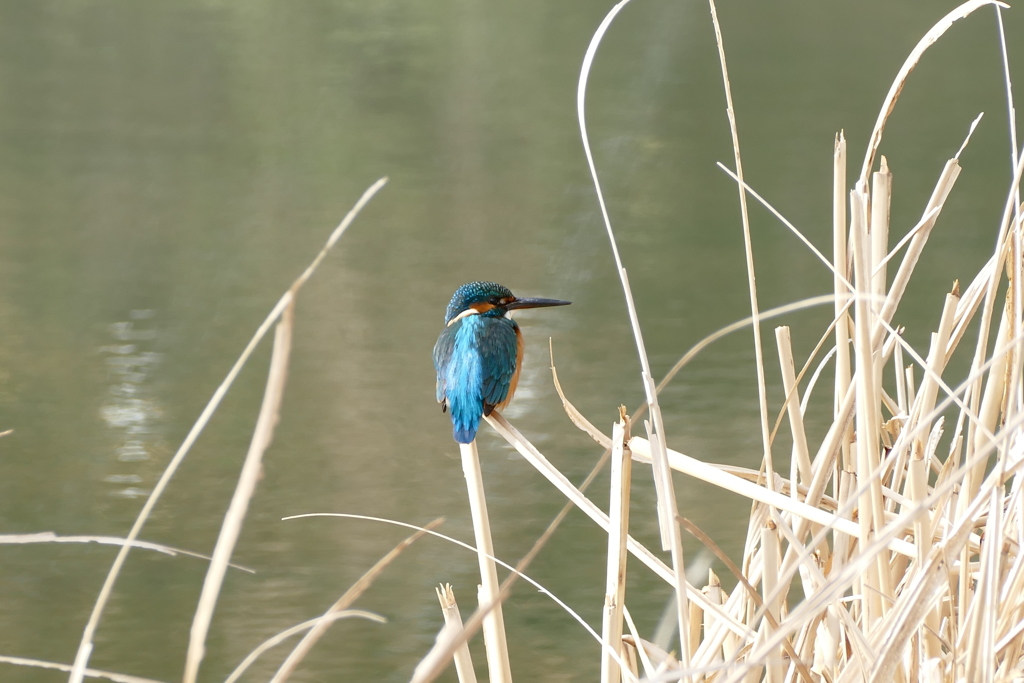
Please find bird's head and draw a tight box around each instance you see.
[444,281,571,326]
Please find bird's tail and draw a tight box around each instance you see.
[453,422,478,444]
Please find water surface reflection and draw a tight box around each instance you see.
[0,1,1019,681]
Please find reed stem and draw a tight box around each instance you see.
[460,439,512,683]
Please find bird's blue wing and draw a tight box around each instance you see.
[433,316,518,443]
[432,323,458,408]
[477,318,519,415]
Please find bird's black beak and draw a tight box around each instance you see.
[505,297,572,310]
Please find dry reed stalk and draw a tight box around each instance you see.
[578,0,691,666]
[888,287,959,504]
[775,327,812,493]
[486,414,745,636]
[406,455,644,683]
[600,419,631,683]
[459,439,512,683]
[998,7,1023,439]
[688,598,703,666]
[270,519,444,683]
[0,655,166,683]
[65,178,387,683]
[858,0,1005,183]
[870,157,892,316]
[702,571,726,668]
[874,160,960,345]
[623,608,657,679]
[290,512,604,652]
[706,0,774,493]
[183,299,296,683]
[686,21,1017,673]
[0,533,253,570]
[906,445,941,659]
[834,133,853,480]
[222,610,386,683]
[629,437,916,558]
[760,522,783,683]
[436,585,478,683]
[851,186,891,629]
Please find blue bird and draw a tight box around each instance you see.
[434,281,571,443]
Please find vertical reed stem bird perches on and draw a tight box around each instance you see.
[433,281,571,683]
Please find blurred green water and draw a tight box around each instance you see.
[0,1,1019,681]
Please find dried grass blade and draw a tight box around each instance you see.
[549,339,613,449]
[851,186,891,626]
[0,654,167,683]
[485,414,748,638]
[222,610,386,683]
[707,0,776,503]
[859,0,1005,183]
[600,420,631,683]
[624,296,838,435]
[716,164,851,290]
[0,533,253,571]
[870,157,892,314]
[775,326,812,489]
[628,437,916,558]
[876,159,960,346]
[436,585,478,683]
[270,518,445,683]
[284,513,606,655]
[834,132,854,478]
[183,299,296,683]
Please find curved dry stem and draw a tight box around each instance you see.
[66,177,388,683]
[282,513,602,647]
[222,611,385,683]
[0,655,165,683]
[0,533,254,572]
[708,11,778,589]
[859,0,1006,184]
[270,519,444,683]
[577,0,690,666]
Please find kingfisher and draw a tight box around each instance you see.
[433,281,571,443]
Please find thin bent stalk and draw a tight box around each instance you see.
[270,519,445,683]
[66,178,388,683]
[0,533,253,570]
[706,0,772,485]
[0,655,167,683]
[577,0,691,666]
[222,611,386,683]
[183,299,297,683]
[859,0,1005,183]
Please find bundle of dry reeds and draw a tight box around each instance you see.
[412,1,1024,682]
